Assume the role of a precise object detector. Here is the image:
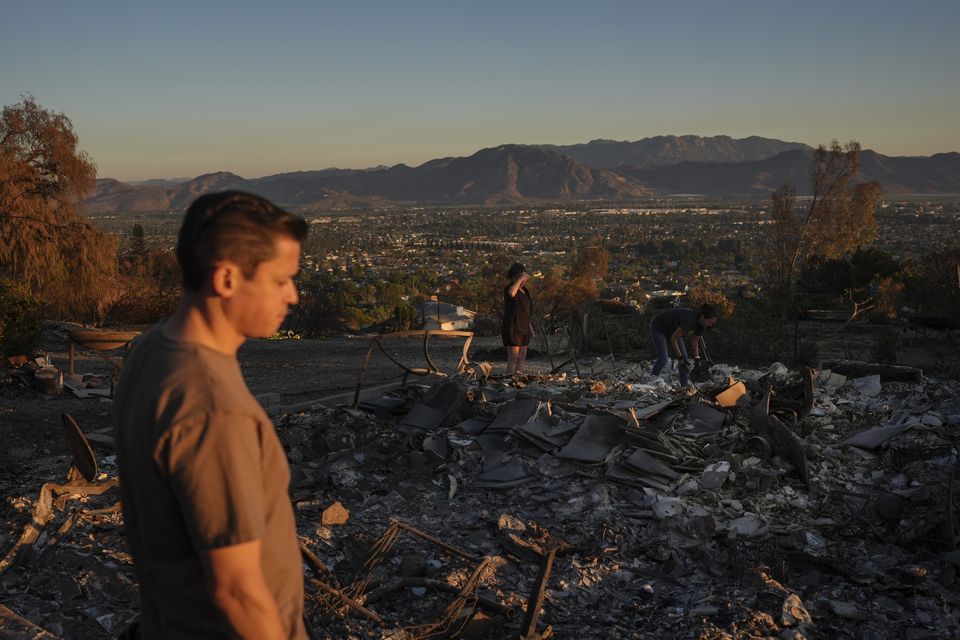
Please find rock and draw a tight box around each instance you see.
[700,461,731,490]
[769,362,789,377]
[781,593,812,627]
[321,501,350,526]
[828,600,863,619]
[875,493,904,521]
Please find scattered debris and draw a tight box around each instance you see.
[2,352,960,639]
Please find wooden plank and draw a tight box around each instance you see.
[0,602,59,638]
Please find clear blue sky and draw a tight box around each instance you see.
[2,0,958,181]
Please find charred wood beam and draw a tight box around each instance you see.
[520,546,558,640]
[824,360,923,384]
[0,478,118,576]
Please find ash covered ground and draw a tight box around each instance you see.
[2,328,960,639]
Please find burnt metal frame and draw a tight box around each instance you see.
[353,330,474,407]
[0,413,119,577]
[303,518,513,638]
[67,334,137,397]
[547,309,648,376]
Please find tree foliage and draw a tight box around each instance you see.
[765,141,883,297]
[902,245,960,315]
[0,279,44,354]
[536,245,609,322]
[0,96,116,319]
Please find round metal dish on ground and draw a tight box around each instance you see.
[62,413,98,482]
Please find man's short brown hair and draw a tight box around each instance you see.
[177,191,308,292]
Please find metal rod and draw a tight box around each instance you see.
[599,312,616,369]
[562,324,581,378]
[536,317,555,370]
[353,342,376,408]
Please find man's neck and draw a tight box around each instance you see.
[162,294,245,356]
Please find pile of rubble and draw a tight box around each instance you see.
[2,358,959,639]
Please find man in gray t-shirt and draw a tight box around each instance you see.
[115,192,309,639]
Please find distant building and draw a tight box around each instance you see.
[417,300,477,331]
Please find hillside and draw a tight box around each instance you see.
[540,135,812,169]
[616,150,960,195]
[85,145,649,212]
[84,140,960,212]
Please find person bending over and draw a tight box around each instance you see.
[649,303,718,387]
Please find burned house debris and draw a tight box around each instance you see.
[2,338,960,639]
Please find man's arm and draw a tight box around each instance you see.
[202,540,286,640]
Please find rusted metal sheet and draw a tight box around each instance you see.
[716,381,747,407]
[62,413,98,482]
[67,329,138,376]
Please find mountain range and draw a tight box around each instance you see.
[85,136,960,212]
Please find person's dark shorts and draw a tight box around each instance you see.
[502,329,531,347]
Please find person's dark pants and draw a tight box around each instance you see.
[649,321,689,386]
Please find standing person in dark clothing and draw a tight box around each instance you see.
[115,192,309,639]
[502,262,533,375]
[649,303,719,386]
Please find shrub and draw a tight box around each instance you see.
[686,282,737,318]
[0,280,44,355]
[582,308,650,354]
[101,284,179,326]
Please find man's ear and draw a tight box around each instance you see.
[210,261,241,298]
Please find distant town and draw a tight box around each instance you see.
[89,196,960,333]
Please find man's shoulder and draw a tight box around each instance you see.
[117,326,260,435]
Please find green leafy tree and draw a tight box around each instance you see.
[0,280,43,354]
[765,141,883,297]
[0,96,116,319]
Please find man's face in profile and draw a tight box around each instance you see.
[224,236,301,339]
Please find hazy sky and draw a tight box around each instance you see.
[2,0,958,181]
